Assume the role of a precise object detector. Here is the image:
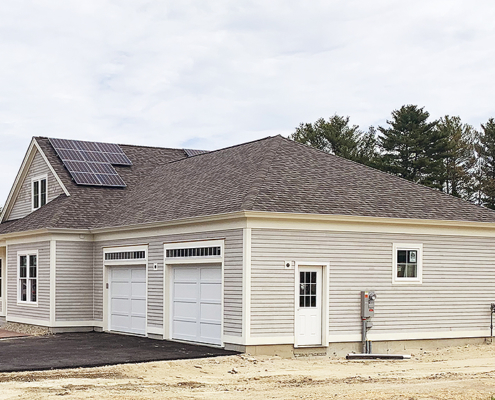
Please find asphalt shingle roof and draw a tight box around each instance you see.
[1,135,495,235]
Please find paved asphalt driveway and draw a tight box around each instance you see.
[0,332,238,372]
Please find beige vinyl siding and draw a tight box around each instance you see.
[0,247,5,315]
[251,229,495,338]
[8,150,65,221]
[56,241,94,321]
[94,229,243,336]
[7,241,51,321]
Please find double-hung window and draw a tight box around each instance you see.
[32,176,47,211]
[393,243,423,284]
[18,252,37,304]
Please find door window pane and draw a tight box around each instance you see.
[299,270,318,308]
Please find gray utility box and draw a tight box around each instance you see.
[361,291,376,319]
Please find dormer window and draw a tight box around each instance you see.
[32,175,47,211]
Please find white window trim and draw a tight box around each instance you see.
[163,239,225,344]
[392,243,423,285]
[31,174,48,212]
[17,250,39,306]
[164,239,224,264]
[103,244,148,266]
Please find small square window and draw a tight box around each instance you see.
[393,244,422,284]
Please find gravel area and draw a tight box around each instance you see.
[1,322,51,337]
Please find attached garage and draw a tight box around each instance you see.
[109,266,147,336]
[171,265,222,346]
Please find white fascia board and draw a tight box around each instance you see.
[33,140,70,197]
[243,211,495,237]
[4,209,495,244]
[0,229,93,244]
[90,210,495,240]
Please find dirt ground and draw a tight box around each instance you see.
[1,342,495,399]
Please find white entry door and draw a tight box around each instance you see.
[110,267,147,336]
[172,266,222,345]
[296,266,322,346]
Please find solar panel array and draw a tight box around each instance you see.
[49,138,132,187]
[184,148,209,157]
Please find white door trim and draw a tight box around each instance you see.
[294,262,329,348]
[163,239,225,346]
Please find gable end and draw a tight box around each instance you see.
[0,139,70,223]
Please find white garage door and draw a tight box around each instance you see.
[172,266,222,345]
[110,267,146,336]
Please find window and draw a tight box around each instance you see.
[0,259,2,298]
[393,243,423,284]
[105,251,146,261]
[299,271,317,307]
[166,246,221,258]
[32,176,47,211]
[18,252,37,303]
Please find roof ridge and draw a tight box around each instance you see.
[162,135,277,166]
[240,136,283,211]
[280,135,495,217]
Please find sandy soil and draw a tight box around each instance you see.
[1,343,495,399]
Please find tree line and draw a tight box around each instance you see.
[290,105,495,209]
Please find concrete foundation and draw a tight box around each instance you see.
[235,336,492,358]
[49,326,96,334]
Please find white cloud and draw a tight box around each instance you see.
[1,0,495,205]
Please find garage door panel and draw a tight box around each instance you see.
[174,301,198,319]
[111,298,132,313]
[200,323,222,344]
[131,281,146,297]
[110,267,146,336]
[131,298,146,315]
[131,316,146,332]
[200,283,222,301]
[111,314,129,329]
[173,320,197,340]
[200,268,221,281]
[112,282,130,296]
[131,268,146,280]
[172,266,222,345]
[174,282,197,300]
[200,303,221,322]
[112,268,131,280]
[174,268,199,281]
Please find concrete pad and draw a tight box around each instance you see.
[0,332,238,372]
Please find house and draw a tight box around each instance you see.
[1,135,495,356]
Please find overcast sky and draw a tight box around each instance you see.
[1,1,495,206]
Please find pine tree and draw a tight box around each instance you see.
[436,116,476,199]
[378,105,449,189]
[290,115,377,166]
[478,118,495,209]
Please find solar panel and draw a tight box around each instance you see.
[184,148,209,157]
[49,138,132,188]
